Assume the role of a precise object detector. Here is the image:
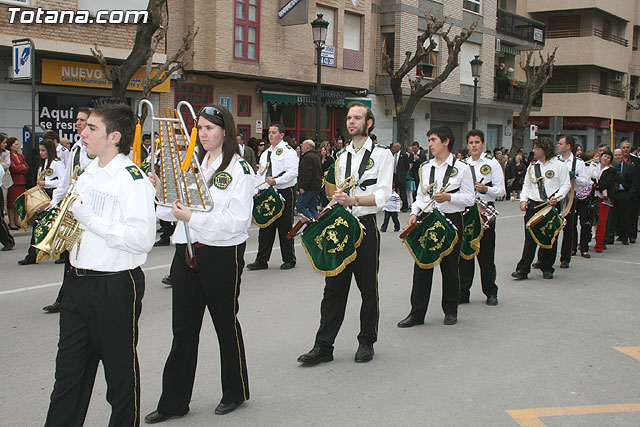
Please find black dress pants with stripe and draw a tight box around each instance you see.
[157,243,249,416]
[45,267,145,427]
[409,212,463,319]
[315,214,380,350]
[459,218,498,300]
[516,202,558,275]
[255,186,296,265]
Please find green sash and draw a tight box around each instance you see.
[526,205,564,249]
[460,202,484,260]
[403,209,459,269]
[252,186,284,228]
[301,205,364,277]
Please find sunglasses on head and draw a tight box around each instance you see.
[259,143,265,146]
[198,106,224,124]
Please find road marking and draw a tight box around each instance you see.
[614,346,640,362]
[506,404,640,426]
[0,244,302,297]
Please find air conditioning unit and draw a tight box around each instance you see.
[611,72,623,82]
[495,38,501,52]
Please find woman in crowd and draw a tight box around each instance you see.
[0,134,14,250]
[593,149,616,253]
[7,137,28,230]
[36,139,65,198]
[256,138,266,160]
[145,104,253,423]
[512,154,527,199]
[319,141,334,208]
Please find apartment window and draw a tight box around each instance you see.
[344,12,364,71]
[234,0,260,62]
[316,6,336,47]
[381,32,395,70]
[1,0,30,5]
[237,125,251,141]
[459,42,480,85]
[174,82,214,129]
[463,0,481,14]
[417,36,439,78]
[237,95,251,117]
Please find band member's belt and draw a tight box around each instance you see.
[357,179,377,191]
[357,213,376,221]
[70,266,140,277]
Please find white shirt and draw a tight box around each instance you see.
[256,140,298,189]
[412,153,475,215]
[56,144,70,165]
[158,153,254,247]
[595,165,610,198]
[558,153,590,189]
[333,137,393,216]
[38,158,66,189]
[51,140,94,206]
[69,154,156,271]
[520,157,571,203]
[464,153,506,202]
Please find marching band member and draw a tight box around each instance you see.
[44,101,156,427]
[247,122,298,270]
[458,130,505,306]
[512,137,570,280]
[43,130,71,166]
[297,102,393,365]
[556,135,590,266]
[398,126,475,327]
[145,104,253,423]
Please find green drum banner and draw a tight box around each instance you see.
[460,202,484,260]
[14,192,28,230]
[33,202,61,263]
[323,162,337,197]
[252,186,284,228]
[403,209,459,269]
[301,205,364,277]
[526,205,564,249]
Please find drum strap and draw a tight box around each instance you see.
[470,164,477,183]
[345,148,374,191]
[534,163,548,201]
[429,158,456,196]
[266,151,273,177]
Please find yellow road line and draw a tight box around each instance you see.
[614,346,640,362]
[507,403,640,426]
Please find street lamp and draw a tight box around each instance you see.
[470,55,483,129]
[311,13,329,146]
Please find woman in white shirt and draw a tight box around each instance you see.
[37,139,66,198]
[146,104,254,423]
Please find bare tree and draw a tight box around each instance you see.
[382,13,477,147]
[510,47,557,157]
[90,0,197,114]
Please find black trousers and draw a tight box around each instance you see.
[158,219,175,242]
[315,214,380,350]
[157,243,249,416]
[256,186,296,264]
[614,192,631,241]
[409,211,463,319]
[0,189,14,247]
[459,217,498,300]
[560,204,576,264]
[571,198,592,253]
[516,202,558,275]
[45,267,145,427]
[381,211,400,231]
[628,199,639,240]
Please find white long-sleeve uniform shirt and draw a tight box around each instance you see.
[56,144,70,165]
[412,153,475,215]
[38,159,66,190]
[51,140,94,206]
[558,153,590,189]
[333,137,393,216]
[464,153,506,202]
[256,140,298,190]
[520,157,571,203]
[69,154,156,271]
[157,153,254,247]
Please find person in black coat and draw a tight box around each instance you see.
[391,142,410,211]
[612,148,635,245]
[594,149,617,252]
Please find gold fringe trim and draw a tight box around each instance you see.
[527,222,563,249]
[459,210,485,260]
[301,222,364,277]
[404,232,459,270]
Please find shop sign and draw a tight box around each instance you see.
[431,103,470,121]
[278,0,308,26]
[321,46,336,67]
[513,116,550,128]
[311,88,345,102]
[41,59,170,92]
[256,120,263,133]
[563,117,609,129]
[12,42,32,80]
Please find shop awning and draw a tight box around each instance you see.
[261,90,371,108]
[499,45,521,55]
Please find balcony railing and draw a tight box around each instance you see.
[494,78,543,107]
[546,28,629,47]
[543,84,624,98]
[496,9,546,45]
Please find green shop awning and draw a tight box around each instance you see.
[499,45,521,55]
[261,91,371,108]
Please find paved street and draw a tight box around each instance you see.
[1,201,639,427]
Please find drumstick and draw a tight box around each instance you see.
[399,183,450,239]
[255,171,286,189]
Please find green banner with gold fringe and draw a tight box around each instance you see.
[460,202,484,260]
[403,209,459,269]
[33,202,62,263]
[323,162,337,197]
[252,186,284,228]
[301,205,364,277]
[526,205,564,249]
[14,192,28,230]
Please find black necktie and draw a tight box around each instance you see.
[266,150,273,177]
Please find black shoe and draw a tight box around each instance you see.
[630,238,636,244]
[215,401,242,415]
[354,343,374,363]
[2,243,14,251]
[606,239,614,245]
[144,410,183,424]
[161,275,173,286]
[280,262,295,270]
[486,295,498,306]
[459,295,470,304]
[401,208,409,213]
[560,261,570,269]
[42,301,61,313]
[622,240,629,245]
[18,258,36,265]
[154,239,170,247]
[297,347,333,365]
[543,271,554,279]
[531,262,541,269]
[511,271,527,280]
[581,252,591,258]
[380,227,387,232]
[571,250,577,256]
[394,228,400,232]
[444,314,457,325]
[397,315,424,328]
[247,261,268,270]
[54,257,66,264]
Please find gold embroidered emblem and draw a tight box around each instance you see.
[480,164,491,175]
[450,167,458,177]
[276,148,283,155]
[545,170,555,179]
[365,158,374,170]
[213,171,232,190]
